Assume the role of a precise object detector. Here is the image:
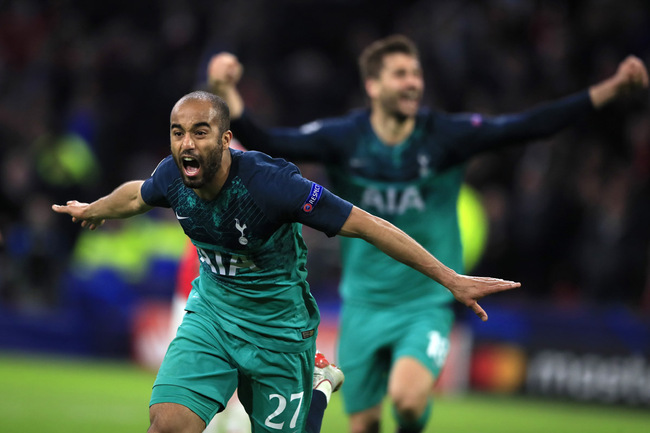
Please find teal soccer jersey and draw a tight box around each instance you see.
[141,149,353,353]
[231,91,593,307]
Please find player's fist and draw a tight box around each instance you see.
[614,55,649,94]
[208,52,243,90]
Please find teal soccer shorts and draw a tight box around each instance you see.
[337,301,453,414]
[151,312,316,432]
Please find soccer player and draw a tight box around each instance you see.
[52,91,519,433]
[206,35,648,433]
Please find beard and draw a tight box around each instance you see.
[379,90,421,120]
[176,148,222,189]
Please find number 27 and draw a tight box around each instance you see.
[265,392,304,430]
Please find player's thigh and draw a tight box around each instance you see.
[151,312,239,426]
[149,402,206,433]
[236,344,315,433]
[338,303,396,414]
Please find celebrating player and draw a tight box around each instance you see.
[206,35,648,433]
[52,91,519,433]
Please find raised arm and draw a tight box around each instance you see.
[51,180,152,230]
[589,55,648,108]
[208,52,245,119]
[440,55,648,167]
[208,52,343,163]
[338,206,520,321]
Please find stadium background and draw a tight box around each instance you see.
[1,0,650,431]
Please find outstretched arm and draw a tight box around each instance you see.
[338,206,520,321]
[51,180,152,230]
[589,55,649,108]
[441,55,649,166]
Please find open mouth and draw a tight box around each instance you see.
[397,89,420,105]
[181,155,201,177]
[398,95,420,114]
[400,90,420,103]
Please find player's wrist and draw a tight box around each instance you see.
[436,267,459,289]
[589,78,618,109]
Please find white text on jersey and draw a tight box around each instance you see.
[361,185,425,215]
[197,247,259,276]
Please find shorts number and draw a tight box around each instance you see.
[264,392,304,430]
[426,330,450,368]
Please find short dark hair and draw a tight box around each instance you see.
[358,35,420,81]
[175,90,230,134]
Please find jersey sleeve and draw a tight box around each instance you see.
[231,111,350,164]
[437,90,594,167]
[290,178,354,237]
[243,152,353,237]
[140,155,177,207]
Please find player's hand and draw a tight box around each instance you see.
[447,275,520,322]
[612,55,649,95]
[52,200,106,230]
[207,52,243,92]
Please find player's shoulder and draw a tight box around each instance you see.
[417,106,479,134]
[233,149,308,215]
[141,154,180,207]
[345,108,373,129]
[150,154,180,179]
[235,149,300,180]
[415,106,442,124]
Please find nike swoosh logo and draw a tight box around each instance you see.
[175,211,190,220]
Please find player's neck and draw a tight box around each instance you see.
[370,109,415,146]
[193,149,232,201]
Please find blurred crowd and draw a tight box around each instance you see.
[1,0,649,313]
